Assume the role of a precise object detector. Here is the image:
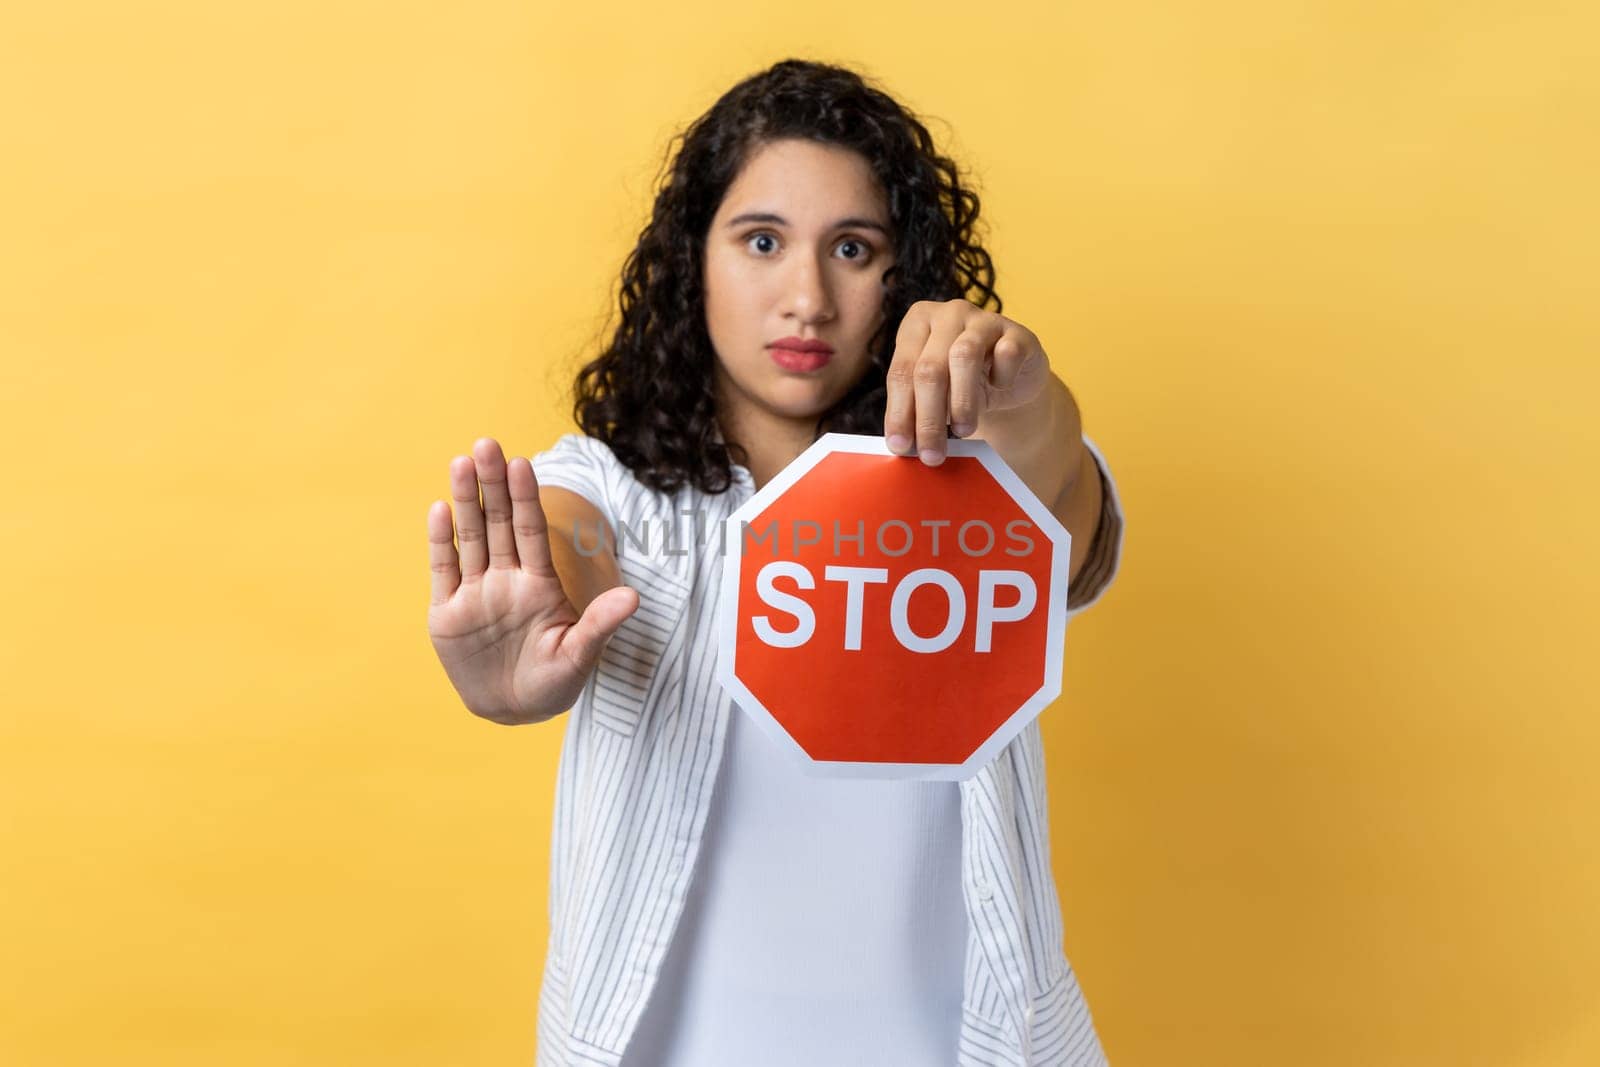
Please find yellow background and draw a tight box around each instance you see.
[3,1,1595,1064]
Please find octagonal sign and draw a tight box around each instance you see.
[716,432,1073,781]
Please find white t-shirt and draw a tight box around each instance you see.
[620,685,966,1066]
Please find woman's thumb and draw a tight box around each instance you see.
[561,585,641,673]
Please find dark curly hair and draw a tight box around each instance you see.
[572,58,1002,496]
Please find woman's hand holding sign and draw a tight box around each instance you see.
[880,297,1103,587]
[881,298,1053,465]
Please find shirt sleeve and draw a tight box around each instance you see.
[528,432,621,535]
[1065,434,1125,616]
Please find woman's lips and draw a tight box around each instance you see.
[768,345,832,372]
[769,349,831,372]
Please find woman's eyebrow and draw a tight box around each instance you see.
[725,211,890,236]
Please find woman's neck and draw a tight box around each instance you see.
[715,405,817,492]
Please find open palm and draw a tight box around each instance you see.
[426,438,638,725]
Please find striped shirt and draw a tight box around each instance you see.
[529,432,1125,1066]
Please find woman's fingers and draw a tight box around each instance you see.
[427,499,462,606]
[989,327,1031,395]
[947,320,1001,435]
[473,438,520,570]
[911,337,952,463]
[560,584,640,675]
[882,311,930,454]
[916,318,1002,460]
[437,440,563,601]
[884,301,1007,464]
[450,453,490,577]
[507,456,559,580]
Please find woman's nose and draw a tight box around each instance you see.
[783,252,835,323]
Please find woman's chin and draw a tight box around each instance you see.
[762,382,848,421]
[717,365,861,427]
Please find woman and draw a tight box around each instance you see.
[427,58,1124,1066]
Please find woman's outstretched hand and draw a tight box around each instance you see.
[881,298,1052,464]
[427,438,639,725]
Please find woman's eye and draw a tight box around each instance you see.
[838,239,869,261]
[748,232,778,254]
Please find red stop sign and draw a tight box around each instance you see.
[716,433,1072,780]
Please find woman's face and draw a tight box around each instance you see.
[703,137,895,439]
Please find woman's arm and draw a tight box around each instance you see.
[538,486,627,614]
[965,371,1105,588]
